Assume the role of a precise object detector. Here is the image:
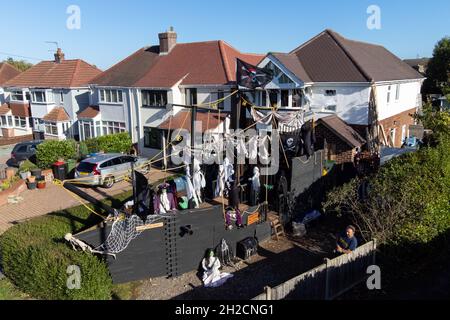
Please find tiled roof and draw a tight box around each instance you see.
[4,59,102,88]
[10,103,31,117]
[274,29,425,83]
[77,105,100,119]
[0,63,21,86]
[317,115,366,148]
[43,107,70,122]
[93,41,264,88]
[158,110,228,132]
[0,103,11,115]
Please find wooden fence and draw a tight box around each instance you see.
[253,239,377,300]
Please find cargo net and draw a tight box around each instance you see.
[96,214,165,255]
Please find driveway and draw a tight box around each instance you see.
[0,145,13,166]
[0,168,171,234]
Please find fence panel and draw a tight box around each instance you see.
[253,240,376,300]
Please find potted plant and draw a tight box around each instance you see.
[28,176,36,183]
[27,181,37,190]
[18,160,37,180]
[37,179,46,189]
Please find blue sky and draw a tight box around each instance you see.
[1,0,449,70]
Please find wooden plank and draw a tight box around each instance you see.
[136,222,164,232]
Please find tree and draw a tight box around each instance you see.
[423,37,450,95]
[3,57,33,72]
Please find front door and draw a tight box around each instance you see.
[83,123,92,139]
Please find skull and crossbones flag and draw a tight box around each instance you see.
[236,58,273,89]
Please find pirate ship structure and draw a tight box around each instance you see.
[64,59,327,284]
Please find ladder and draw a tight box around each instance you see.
[164,215,179,278]
[269,214,285,241]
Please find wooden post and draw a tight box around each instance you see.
[324,258,331,300]
[372,239,377,266]
[264,286,272,300]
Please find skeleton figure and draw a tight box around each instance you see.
[192,160,206,203]
[64,233,116,259]
[249,166,261,206]
[185,166,199,208]
[215,164,226,197]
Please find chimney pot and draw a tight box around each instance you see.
[54,48,65,63]
[158,28,177,55]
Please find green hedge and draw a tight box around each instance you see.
[36,140,77,169]
[0,191,132,300]
[84,132,132,155]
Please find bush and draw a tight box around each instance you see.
[84,132,132,154]
[0,191,132,300]
[36,140,77,169]
[18,160,37,173]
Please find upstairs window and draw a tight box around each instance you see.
[325,90,337,96]
[141,90,168,107]
[217,90,224,110]
[186,88,197,106]
[387,86,392,104]
[11,91,24,101]
[280,90,289,107]
[100,89,123,103]
[32,91,46,103]
[324,105,337,112]
[395,84,401,101]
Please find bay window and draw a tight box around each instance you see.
[32,91,46,103]
[14,116,27,128]
[102,121,126,135]
[45,122,58,135]
[141,90,168,107]
[99,89,123,103]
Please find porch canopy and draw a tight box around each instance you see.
[158,110,228,133]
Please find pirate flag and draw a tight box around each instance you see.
[236,58,273,89]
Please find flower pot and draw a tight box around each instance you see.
[37,181,46,189]
[28,176,36,183]
[27,182,37,190]
[30,168,42,180]
[19,171,31,180]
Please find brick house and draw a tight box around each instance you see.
[3,49,101,140]
[315,115,366,164]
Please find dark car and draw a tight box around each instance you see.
[10,140,43,167]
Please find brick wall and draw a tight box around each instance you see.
[315,125,356,164]
[379,107,417,147]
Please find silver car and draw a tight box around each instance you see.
[74,153,150,188]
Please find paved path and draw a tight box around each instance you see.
[0,169,171,234]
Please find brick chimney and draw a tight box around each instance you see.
[158,27,177,55]
[54,48,65,63]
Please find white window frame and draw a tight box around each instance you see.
[31,90,47,103]
[44,121,59,136]
[10,90,24,102]
[101,121,126,135]
[395,84,401,101]
[387,86,392,104]
[99,89,124,104]
[14,116,27,128]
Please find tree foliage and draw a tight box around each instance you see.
[423,37,450,95]
[3,57,33,72]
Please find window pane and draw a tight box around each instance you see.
[105,90,111,103]
[118,90,123,102]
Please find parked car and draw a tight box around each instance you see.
[74,153,150,188]
[10,140,44,167]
